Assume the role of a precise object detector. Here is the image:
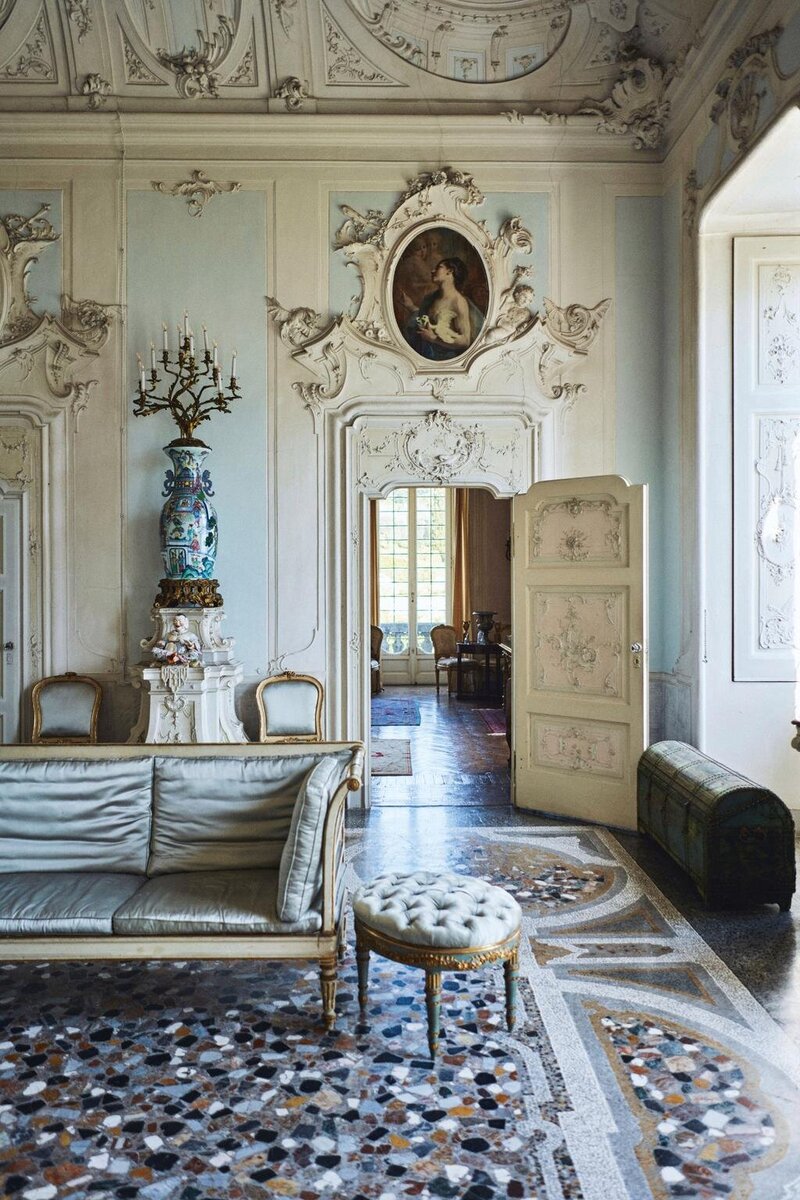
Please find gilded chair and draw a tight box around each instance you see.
[430,624,479,696]
[31,672,102,744]
[256,671,324,742]
[370,625,384,695]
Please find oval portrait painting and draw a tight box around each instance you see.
[392,227,490,361]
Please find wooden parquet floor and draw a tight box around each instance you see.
[370,684,510,806]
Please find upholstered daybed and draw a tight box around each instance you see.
[0,741,364,1027]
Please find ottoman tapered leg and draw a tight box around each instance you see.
[504,944,519,1031]
[425,969,442,1057]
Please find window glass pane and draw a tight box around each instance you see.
[377,490,409,654]
[415,487,447,653]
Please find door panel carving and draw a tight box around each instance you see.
[529,494,628,567]
[531,714,627,780]
[531,588,625,699]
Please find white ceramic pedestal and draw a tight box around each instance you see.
[129,606,248,744]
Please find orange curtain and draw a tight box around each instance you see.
[452,489,471,637]
[369,499,380,625]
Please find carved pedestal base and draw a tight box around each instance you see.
[128,604,247,744]
[128,659,246,744]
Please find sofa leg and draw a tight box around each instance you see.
[320,955,337,1030]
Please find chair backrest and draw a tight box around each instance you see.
[255,671,324,743]
[430,624,457,661]
[31,672,102,744]
[370,625,383,659]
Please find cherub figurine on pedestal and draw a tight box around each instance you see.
[151,613,202,667]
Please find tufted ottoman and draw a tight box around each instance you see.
[352,870,521,1057]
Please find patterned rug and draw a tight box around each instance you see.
[477,707,506,735]
[1,827,798,1200]
[370,738,412,775]
[371,697,421,726]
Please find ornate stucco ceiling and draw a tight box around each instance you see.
[0,0,762,155]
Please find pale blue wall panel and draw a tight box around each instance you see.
[126,190,267,675]
[0,190,62,319]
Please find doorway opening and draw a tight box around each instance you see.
[368,485,513,809]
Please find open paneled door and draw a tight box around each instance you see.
[512,475,647,830]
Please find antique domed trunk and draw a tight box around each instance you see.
[159,442,218,581]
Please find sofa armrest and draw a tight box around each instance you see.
[320,742,363,934]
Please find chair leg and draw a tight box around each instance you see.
[504,946,519,1031]
[435,665,440,695]
[425,968,442,1057]
[337,911,347,962]
[320,955,337,1030]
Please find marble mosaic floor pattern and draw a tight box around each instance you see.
[1,826,799,1200]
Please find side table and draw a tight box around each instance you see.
[456,641,503,701]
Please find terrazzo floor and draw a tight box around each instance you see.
[2,687,799,1199]
[2,824,799,1200]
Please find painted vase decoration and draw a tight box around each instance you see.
[159,442,218,581]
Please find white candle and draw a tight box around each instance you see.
[137,355,145,391]
[189,331,194,356]
[231,350,237,380]
[162,323,168,352]
[202,325,209,352]
[183,310,189,337]
[176,324,182,348]
[150,342,156,370]
[212,341,218,367]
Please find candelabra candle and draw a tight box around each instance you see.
[133,322,242,441]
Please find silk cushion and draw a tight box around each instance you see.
[149,754,338,876]
[277,756,342,922]
[0,758,153,873]
[113,869,321,935]
[0,871,144,935]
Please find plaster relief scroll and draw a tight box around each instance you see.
[753,416,800,654]
[530,495,627,567]
[532,590,625,698]
[0,5,56,81]
[532,715,625,779]
[266,168,609,425]
[759,264,799,389]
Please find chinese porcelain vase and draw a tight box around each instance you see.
[159,442,218,581]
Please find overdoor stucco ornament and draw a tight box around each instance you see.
[710,26,783,154]
[266,168,609,420]
[151,170,241,218]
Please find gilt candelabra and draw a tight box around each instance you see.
[133,313,239,443]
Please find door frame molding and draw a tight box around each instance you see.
[324,394,555,805]
[0,484,25,741]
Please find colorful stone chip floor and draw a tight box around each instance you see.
[1,825,798,1200]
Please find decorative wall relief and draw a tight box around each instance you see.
[157,16,234,99]
[0,203,112,399]
[151,171,241,218]
[759,263,799,388]
[685,24,793,236]
[753,416,800,653]
[323,6,400,85]
[355,409,526,496]
[0,5,56,81]
[122,33,163,85]
[710,27,784,155]
[65,0,92,45]
[579,51,675,150]
[266,168,609,433]
[274,75,309,109]
[81,73,111,109]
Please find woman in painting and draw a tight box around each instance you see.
[400,256,485,360]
